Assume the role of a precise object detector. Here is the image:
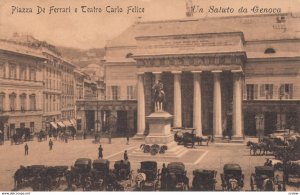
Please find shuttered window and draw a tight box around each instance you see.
[279,84,293,99]
[111,86,120,100]
[260,84,273,99]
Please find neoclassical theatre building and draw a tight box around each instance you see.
[77,13,300,139]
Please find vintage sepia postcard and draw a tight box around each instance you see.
[0,0,299,193]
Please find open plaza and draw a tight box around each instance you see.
[0,136,298,191]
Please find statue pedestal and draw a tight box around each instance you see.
[127,111,190,162]
[145,111,173,144]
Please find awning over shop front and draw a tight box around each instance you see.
[50,122,58,129]
[57,121,65,128]
[70,119,77,126]
[63,120,72,127]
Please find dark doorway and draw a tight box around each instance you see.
[117,111,127,134]
[85,111,95,133]
[203,112,213,136]
[225,115,233,137]
[286,112,298,130]
[244,112,256,136]
[264,112,277,135]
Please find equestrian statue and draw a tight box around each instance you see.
[152,80,166,112]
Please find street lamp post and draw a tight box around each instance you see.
[96,101,99,133]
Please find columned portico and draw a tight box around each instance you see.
[213,71,222,138]
[135,72,145,138]
[172,71,182,128]
[192,71,202,136]
[232,70,243,139]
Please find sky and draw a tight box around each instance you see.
[0,0,299,49]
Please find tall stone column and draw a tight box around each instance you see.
[172,71,182,128]
[213,71,222,138]
[192,71,202,136]
[232,71,243,139]
[135,72,145,138]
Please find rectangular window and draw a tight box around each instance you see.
[29,69,36,81]
[20,94,26,111]
[9,93,16,111]
[0,93,4,111]
[246,84,258,100]
[127,85,134,100]
[0,63,5,78]
[260,84,273,99]
[279,84,293,99]
[9,64,17,79]
[30,95,36,110]
[111,86,120,100]
[19,67,26,80]
[20,122,25,128]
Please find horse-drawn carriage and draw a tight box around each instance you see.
[69,158,92,190]
[113,160,132,181]
[37,130,47,142]
[220,164,244,191]
[14,165,68,191]
[165,162,189,191]
[192,169,217,191]
[42,166,69,190]
[250,166,281,191]
[135,161,160,191]
[14,165,45,190]
[174,128,210,147]
[89,159,110,190]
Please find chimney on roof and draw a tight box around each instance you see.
[186,0,193,17]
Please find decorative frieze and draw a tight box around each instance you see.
[137,55,243,69]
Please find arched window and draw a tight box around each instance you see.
[0,63,5,78]
[29,94,36,111]
[20,93,27,111]
[0,92,5,111]
[264,48,276,54]
[9,93,16,111]
[126,53,133,58]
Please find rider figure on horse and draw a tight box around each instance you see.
[152,80,165,112]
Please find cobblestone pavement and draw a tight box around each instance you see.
[0,137,298,191]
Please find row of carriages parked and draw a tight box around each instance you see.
[14,158,287,191]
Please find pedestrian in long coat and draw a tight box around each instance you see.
[124,150,128,161]
[126,134,130,145]
[98,145,103,159]
[161,163,168,190]
[49,139,53,150]
[24,143,29,155]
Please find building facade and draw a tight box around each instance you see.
[84,13,299,139]
[0,34,77,136]
[0,39,45,139]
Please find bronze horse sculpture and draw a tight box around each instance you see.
[152,80,165,112]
